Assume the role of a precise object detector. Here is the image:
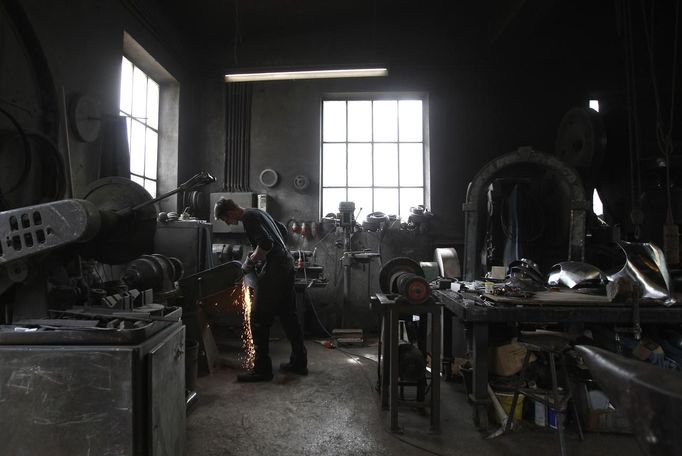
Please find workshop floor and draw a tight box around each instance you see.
[185,326,641,456]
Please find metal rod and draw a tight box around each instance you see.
[50,308,179,322]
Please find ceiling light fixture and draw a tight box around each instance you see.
[224,67,388,82]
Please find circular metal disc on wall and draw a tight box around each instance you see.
[259,168,279,187]
[293,174,309,192]
[80,177,157,264]
[69,94,101,143]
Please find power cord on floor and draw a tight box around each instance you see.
[303,277,447,456]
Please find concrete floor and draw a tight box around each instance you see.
[185,328,641,456]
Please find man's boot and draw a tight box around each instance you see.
[280,313,308,375]
[279,359,308,376]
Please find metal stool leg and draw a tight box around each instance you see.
[505,350,532,433]
[560,354,584,441]
[549,353,568,456]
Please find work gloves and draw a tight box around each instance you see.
[242,255,256,275]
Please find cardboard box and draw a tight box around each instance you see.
[489,341,536,377]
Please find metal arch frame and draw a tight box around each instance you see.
[462,147,588,280]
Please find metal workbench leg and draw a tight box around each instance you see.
[430,306,442,434]
[389,308,401,432]
[472,322,489,429]
[380,312,390,409]
[549,354,568,456]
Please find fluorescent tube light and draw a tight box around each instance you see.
[224,67,388,82]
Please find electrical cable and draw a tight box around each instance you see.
[664,0,680,228]
[24,130,66,201]
[638,0,680,245]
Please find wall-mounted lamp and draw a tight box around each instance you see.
[224,67,388,83]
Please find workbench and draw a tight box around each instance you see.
[434,287,682,429]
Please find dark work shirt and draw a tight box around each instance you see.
[242,208,290,260]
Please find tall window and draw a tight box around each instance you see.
[321,99,425,219]
[119,56,159,197]
[588,98,604,217]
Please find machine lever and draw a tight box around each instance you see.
[122,171,216,215]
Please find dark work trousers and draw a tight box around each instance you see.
[251,255,307,374]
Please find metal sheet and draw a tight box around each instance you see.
[0,323,185,456]
[148,325,185,456]
[576,345,682,456]
[547,261,606,289]
[0,347,135,455]
[608,241,675,305]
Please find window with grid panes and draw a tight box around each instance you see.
[119,56,159,197]
[321,99,424,220]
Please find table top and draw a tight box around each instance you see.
[434,288,682,323]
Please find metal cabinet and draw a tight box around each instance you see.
[0,324,186,456]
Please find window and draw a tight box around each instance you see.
[321,99,425,220]
[119,56,159,197]
[588,98,604,217]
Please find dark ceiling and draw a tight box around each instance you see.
[159,0,476,47]
[154,0,628,70]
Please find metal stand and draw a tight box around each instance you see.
[371,293,442,433]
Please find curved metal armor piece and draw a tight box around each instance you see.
[547,261,607,289]
[576,345,682,456]
[507,258,546,291]
[608,241,674,305]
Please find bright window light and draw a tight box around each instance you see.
[225,68,388,82]
[593,189,604,217]
[321,99,425,219]
[589,99,600,112]
[120,56,159,197]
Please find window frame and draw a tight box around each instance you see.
[320,93,428,219]
[119,31,179,212]
[119,55,160,197]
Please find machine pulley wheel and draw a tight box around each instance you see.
[379,257,425,294]
[80,177,158,264]
[555,107,606,188]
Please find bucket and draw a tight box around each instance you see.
[495,392,525,423]
[185,340,199,391]
[534,400,547,427]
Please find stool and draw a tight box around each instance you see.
[505,332,584,456]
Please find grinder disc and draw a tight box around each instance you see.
[80,177,158,264]
[379,257,425,294]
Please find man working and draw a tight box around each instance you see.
[214,198,307,382]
